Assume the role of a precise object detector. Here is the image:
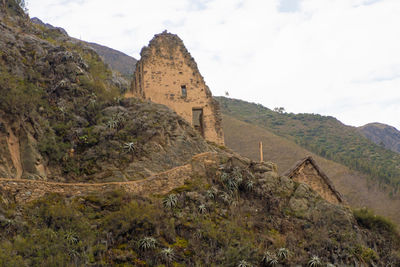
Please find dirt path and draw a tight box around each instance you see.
[0,152,219,203]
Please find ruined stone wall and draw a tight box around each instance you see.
[129,32,224,145]
[291,162,341,204]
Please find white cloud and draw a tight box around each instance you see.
[27,0,400,129]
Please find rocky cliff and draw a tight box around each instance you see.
[359,122,400,154]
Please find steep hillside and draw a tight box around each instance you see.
[31,17,137,79]
[0,2,212,182]
[222,114,400,225]
[86,42,137,79]
[217,97,400,196]
[359,123,400,154]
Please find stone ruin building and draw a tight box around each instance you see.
[127,31,225,145]
[283,156,344,204]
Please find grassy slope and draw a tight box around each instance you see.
[217,97,400,195]
[222,114,400,225]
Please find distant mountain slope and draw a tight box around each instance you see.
[359,123,400,154]
[222,114,400,225]
[217,97,400,195]
[86,42,137,78]
[31,17,137,78]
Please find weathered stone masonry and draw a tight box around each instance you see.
[127,31,225,145]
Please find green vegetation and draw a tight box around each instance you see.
[217,97,400,195]
[2,158,397,266]
[353,208,398,234]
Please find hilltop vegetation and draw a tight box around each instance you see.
[217,97,400,196]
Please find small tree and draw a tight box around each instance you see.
[273,107,285,114]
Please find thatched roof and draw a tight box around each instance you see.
[283,156,344,203]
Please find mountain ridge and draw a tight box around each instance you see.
[358,122,400,154]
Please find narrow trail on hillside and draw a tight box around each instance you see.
[0,152,218,203]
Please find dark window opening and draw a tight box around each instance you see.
[192,108,204,137]
[181,85,187,97]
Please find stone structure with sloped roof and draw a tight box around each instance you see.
[283,156,344,204]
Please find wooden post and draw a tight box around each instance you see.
[259,141,263,162]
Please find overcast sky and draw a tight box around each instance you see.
[27,0,400,129]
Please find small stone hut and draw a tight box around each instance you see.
[283,156,343,204]
[127,31,224,145]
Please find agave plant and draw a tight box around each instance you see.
[124,142,135,152]
[238,259,252,267]
[246,180,254,191]
[262,251,279,266]
[160,247,175,262]
[268,257,279,267]
[223,175,239,193]
[106,118,118,129]
[308,255,321,267]
[139,236,156,250]
[277,247,289,260]
[232,167,243,183]
[206,186,218,200]
[163,194,178,209]
[198,204,207,214]
[220,192,232,204]
[64,230,78,245]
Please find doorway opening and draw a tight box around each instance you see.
[192,108,204,137]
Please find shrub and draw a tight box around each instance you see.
[353,208,397,234]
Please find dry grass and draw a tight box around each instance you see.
[223,114,400,226]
